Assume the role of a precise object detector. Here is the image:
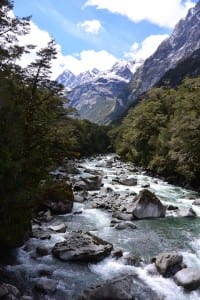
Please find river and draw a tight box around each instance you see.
[3,154,200,299]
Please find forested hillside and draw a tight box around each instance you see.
[110,77,200,189]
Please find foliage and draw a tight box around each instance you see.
[110,77,200,189]
[0,1,110,248]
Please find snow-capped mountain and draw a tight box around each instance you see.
[56,70,76,88]
[57,68,100,89]
[108,0,200,123]
[57,60,142,124]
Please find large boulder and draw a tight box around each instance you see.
[118,177,137,186]
[79,275,160,300]
[73,174,102,191]
[73,180,88,192]
[174,267,200,290]
[52,231,113,262]
[82,175,102,190]
[39,181,74,214]
[154,252,183,277]
[128,189,166,219]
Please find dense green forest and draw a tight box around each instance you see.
[0,0,110,248]
[110,77,200,189]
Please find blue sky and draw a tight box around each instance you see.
[13,0,197,77]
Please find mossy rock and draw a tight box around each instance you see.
[39,181,74,214]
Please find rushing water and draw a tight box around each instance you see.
[3,154,200,299]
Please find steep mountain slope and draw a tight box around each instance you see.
[156,48,200,88]
[108,1,200,123]
[58,60,141,124]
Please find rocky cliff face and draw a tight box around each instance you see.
[112,1,200,121]
[156,48,200,88]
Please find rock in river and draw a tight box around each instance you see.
[117,177,137,186]
[154,252,183,277]
[34,278,58,294]
[79,274,160,300]
[174,267,200,290]
[52,230,113,262]
[128,189,166,219]
[114,221,137,230]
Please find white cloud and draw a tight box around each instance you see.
[17,20,117,79]
[77,19,103,34]
[125,34,169,61]
[52,49,118,78]
[85,0,196,28]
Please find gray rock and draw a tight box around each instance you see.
[83,175,102,190]
[110,218,121,226]
[120,253,143,267]
[129,189,166,219]
[36,245,50,256]
[74,194,85,202]
[74,174,102,191]
[52,231,113,262]
[155,252,183,277]
[192,199,200,206]
[174,267,200,290]
[115,221,137,230]
[112,212,133,221]
[111,248,123,259]
[49,222,67,233]
[78,274,160,300]
[73,180,88,191]
[177,207,197,218]
[32,228,51,240]
[118,177,137,186]
[100,186,114,195]
[34,278,57,294]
